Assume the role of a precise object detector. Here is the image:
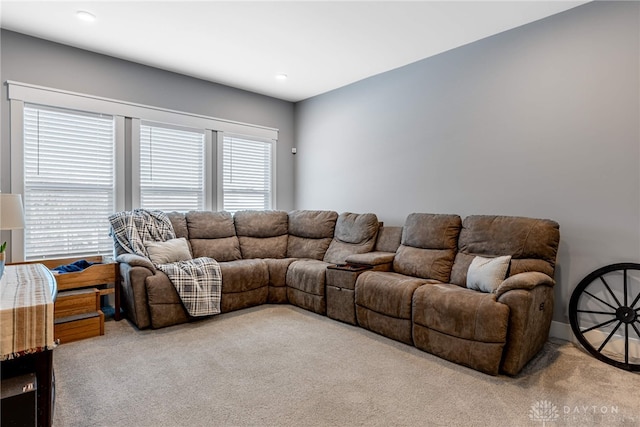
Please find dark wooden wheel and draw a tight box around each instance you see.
[569,263,640,371]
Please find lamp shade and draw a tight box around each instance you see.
[0,194,25,230]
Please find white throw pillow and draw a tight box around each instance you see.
[145,238,192,264]
[466,255,511,293]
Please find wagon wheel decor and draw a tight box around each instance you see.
[569,263,640,371]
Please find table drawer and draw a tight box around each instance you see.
[54,312,104,344]
[54,289,100,318]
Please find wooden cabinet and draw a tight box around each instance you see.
[13,256,120,344]
[54,288,105,343]
[50,257,119,343]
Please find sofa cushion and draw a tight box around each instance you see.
[219,259,269,293]
[393,246,455,283]
[238,236,288,259]
[144,238,192,264]
[333,212,378,244]
[355,271,434,319]
[286,259,331,296]
[287,210,338,259]
[324,212,379,264]
[412,283,509,344]
[186,211,236,239]
[401,213,461,249]
[374,226,402,253]
[187,211,241,262]
[288,210,337,239]
[167,212,189,239]
[234,210,288,259]
[392,213,462,282]
[264,258,296,287]
[450,215,560,287]
[466,255,511,293]
[218,258,269,313]
[287,236,332,260]
[234,210,288,237]
[190,237,241,262]
[265,258,296,303]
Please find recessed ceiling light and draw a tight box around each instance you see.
[275,73,288,81]
[76,11,96,22]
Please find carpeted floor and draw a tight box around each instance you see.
[53,305,640,426]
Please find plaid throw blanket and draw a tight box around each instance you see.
[109,209,221,317]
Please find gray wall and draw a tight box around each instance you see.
[0,29,295,210]
[294,1,640,326]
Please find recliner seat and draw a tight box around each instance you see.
[411,215,560,375]
[354,213,461,345]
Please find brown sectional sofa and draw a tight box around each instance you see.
[114,209,559,376]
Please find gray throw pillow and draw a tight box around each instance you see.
[466,255,511,293]
[145,237,192,264]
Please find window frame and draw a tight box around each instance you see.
[131,119,215,212]
[10,99,126,261]
[217,132,277,213]
[21,103,121,260]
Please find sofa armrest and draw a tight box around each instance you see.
[345,251,395,272]
[116,253,156,273]
[495,271,554,298]
[118,261,155,329]
[497,284,555,375]
[345,251,395,267]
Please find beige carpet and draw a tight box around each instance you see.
[53,305,640,426]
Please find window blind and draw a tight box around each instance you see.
[23,104,115,260]
[222,136,273,212]
[140,123,205,211]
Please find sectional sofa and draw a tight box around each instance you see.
[113,210,560,375]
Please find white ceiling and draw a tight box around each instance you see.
[1,1,587,102]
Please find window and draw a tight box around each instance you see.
[23,104,115,259]
[139,123,205,211]
[9,81,278,262]
[221,135,274,212]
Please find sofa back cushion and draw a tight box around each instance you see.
[186,211,241,262]
[167,212,189,240]
[374,226,403,253]
[324,212,379,264]
[286,210,338,260]
[234,210,289,259]
[393,213,462,282]
[449,215,560,287]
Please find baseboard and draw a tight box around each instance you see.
[550,320,640,360]
[550,320,574,343]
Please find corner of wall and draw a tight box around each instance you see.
[550,320,574,343]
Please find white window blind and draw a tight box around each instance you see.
[140,123,205,211]
[23,104,115,260]
[222,136,273,212]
